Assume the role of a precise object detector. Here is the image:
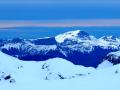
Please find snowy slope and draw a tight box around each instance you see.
[0,51,42,82]
[1,51,120,90]
[41,58,95,80]
[0,51,95,83]
[97,60,113,69]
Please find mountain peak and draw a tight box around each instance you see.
[100,36,117,42]
[55,30,89,43]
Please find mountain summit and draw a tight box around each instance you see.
[55,30,90,43]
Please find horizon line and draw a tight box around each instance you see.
[0,19,120,28]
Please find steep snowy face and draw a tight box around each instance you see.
[103,51,120,65]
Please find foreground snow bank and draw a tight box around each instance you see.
[1,51,120,90]
[1,64,120,90]
[0,51,95,82]
[41,58,95,80]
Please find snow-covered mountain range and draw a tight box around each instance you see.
[0,30,120,67]
[1,30,120,90]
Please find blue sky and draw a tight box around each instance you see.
[0,0,120,27]
[0,0,120,38]
[0,0,120,5]
[0,0,120,20]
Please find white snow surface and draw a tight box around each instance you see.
[55,30,81,43]
[0,51,95,81]
[0,51,120,90]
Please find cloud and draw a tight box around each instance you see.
[0,19,120,28]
